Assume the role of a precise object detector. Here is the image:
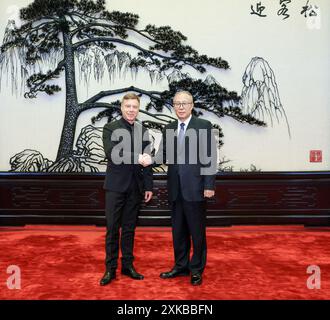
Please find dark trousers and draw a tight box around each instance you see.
[171,185,207,275]
[105,178,142,271]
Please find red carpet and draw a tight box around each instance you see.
[0,225,330,300]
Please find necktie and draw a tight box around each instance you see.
[178,122,185,158]
[178,122,185,145]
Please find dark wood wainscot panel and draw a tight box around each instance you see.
[0,172,329,226]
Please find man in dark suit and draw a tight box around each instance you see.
[140,90,217,286]
[100,93,153,286]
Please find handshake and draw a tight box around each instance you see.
[138,153,153,167]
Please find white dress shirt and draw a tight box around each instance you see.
[177,115,192,135]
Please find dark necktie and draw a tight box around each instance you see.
[178,122,185,158]
[178,122,185,144]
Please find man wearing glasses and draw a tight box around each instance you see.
[140,90,217,286]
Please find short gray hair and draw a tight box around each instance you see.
[173,90,194,102]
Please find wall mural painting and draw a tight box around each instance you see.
[0,0,290,173]
[240,57,291,138]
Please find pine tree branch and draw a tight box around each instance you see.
[66,14,81,29]
[72,36,202,71]
[31,15,62,23]
[24,21,57,34]
[69,11,93,23]
[82,86,166,105]
[72,37,162,59]
[24,60,65,98]
[24,23,56,42]
[70,22,114,38]
[69,20,163,47]
[79,102,176,123]
[34,27,59,47]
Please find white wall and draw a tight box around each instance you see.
[0,0,329,171]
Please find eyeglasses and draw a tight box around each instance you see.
[173,102,193,108]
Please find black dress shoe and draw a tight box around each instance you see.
[160,268,190,279]
[100,270,116,286]
[121,266,144,280]
[191,273,202,286]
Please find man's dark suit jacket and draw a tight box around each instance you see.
[156,116,217,202]
[103,117,153,193]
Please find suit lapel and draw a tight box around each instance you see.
[133,121,143,154]
[186,115,197,131]
[169,116,196,132]
[170,119,178,131]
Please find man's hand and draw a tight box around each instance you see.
[144,191,153,203]
[204,189,215,198]
[138,153,152,167]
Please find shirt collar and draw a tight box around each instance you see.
[177,115,192,131]
[120,117,135,130]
